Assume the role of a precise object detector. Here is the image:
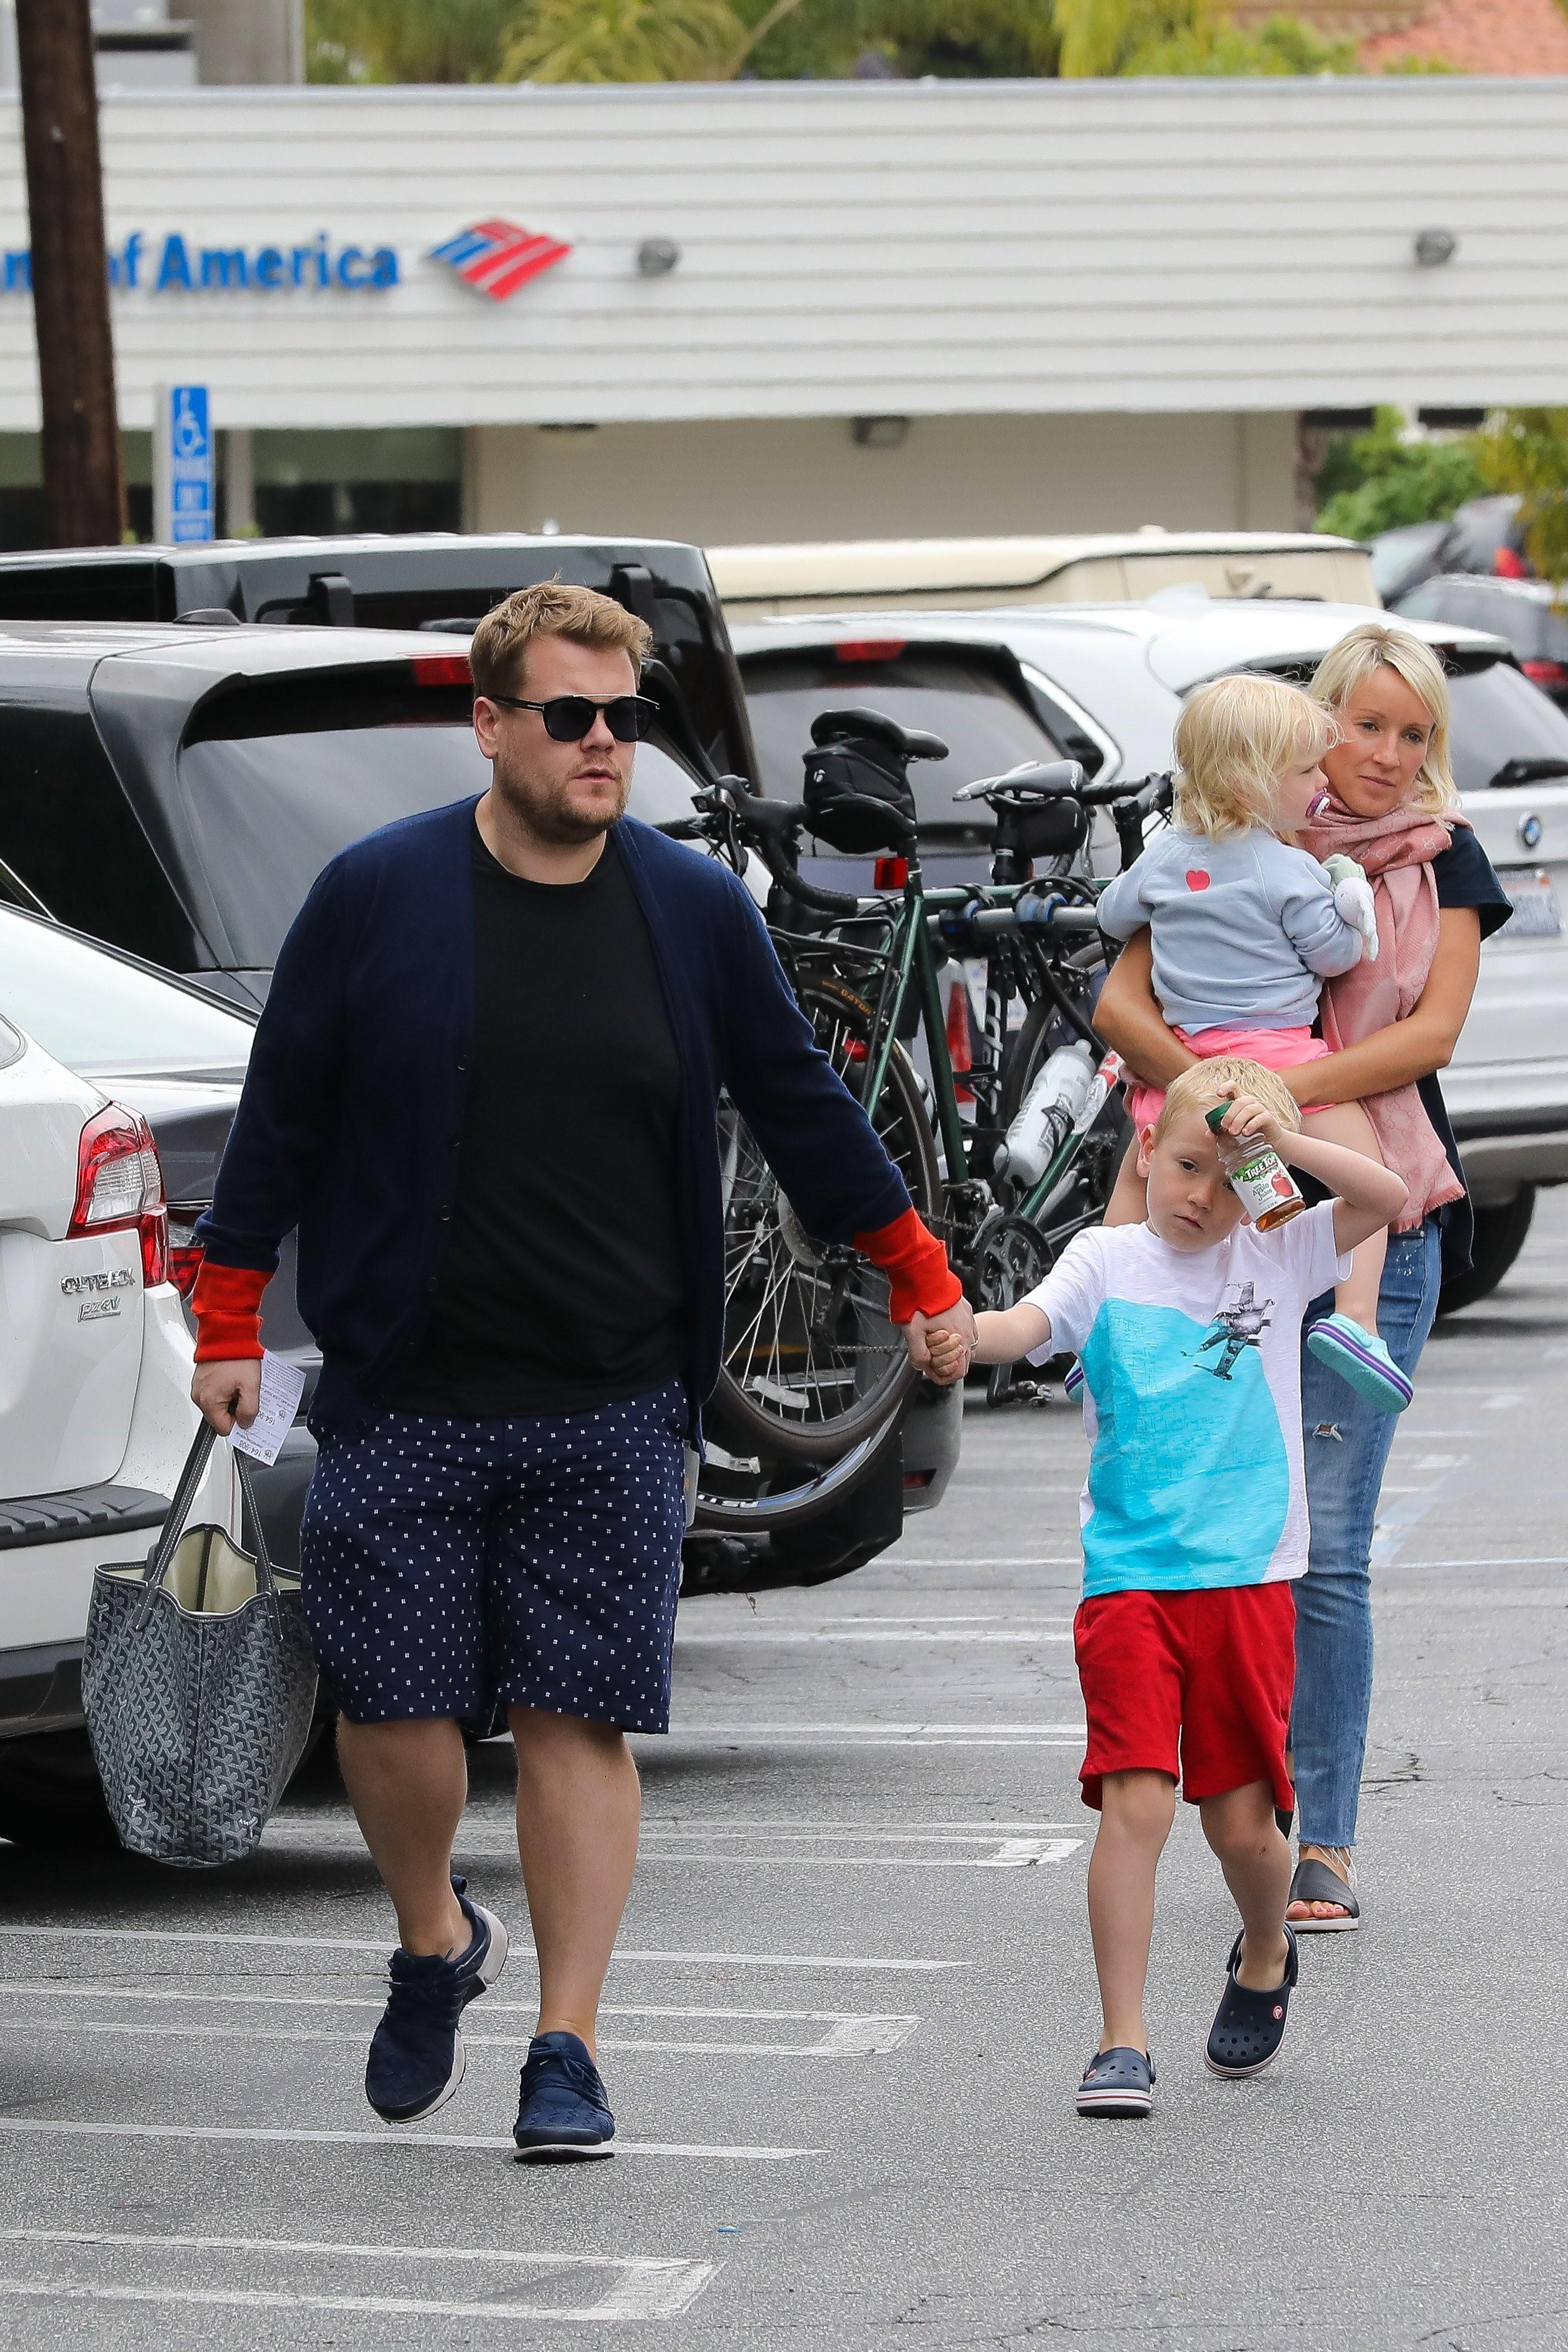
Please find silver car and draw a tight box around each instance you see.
[736,595,1568,1307]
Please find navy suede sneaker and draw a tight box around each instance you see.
[513,2030,617,2162]
[365,1877,509,2124]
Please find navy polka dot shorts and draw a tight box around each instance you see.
[299,1383,687,1734]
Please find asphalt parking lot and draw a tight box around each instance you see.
[1,1194,1566,2352]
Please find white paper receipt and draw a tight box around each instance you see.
[226,1351,307,1468]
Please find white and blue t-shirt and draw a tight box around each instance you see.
[1021,1203,1350,1599]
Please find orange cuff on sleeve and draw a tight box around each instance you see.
[191,1262,269,1362]
[853,1205,963,1325]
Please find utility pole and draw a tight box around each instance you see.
[15,0,127,547]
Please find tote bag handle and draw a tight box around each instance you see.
[141,1419,280,1598]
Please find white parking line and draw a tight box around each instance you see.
[0,1996,920,2059]
[875,1557,1079,1568]
[0,1926,966,1969]
[0,2117,810,2160]
[673,1629,1072,1645]
[0,2230,718,2323]
[263,1825,1082,1866]
[651,1724,1085,1748]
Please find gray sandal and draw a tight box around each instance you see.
[1287,1853,1359,1933]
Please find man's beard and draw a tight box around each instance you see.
[491,752,631,845]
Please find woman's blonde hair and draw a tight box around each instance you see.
[1152,1056,1302,1146]
[1309,621,1458,815]
[1172,673,1337,841]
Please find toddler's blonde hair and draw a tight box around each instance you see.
[1151,1056,1302,1146]
[1172,672,1337,841]
[1309,620,1458,816]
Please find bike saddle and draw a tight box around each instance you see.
[954,759,1086,803]
[809,706,949,764]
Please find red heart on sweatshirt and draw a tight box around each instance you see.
[1185,869,1210,891]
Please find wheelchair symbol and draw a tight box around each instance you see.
[171,390,207,459]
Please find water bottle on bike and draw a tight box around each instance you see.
[995,1038,1097,1185]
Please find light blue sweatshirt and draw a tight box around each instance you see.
[1096,825,1364,1033]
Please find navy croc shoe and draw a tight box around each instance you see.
[365,1877,509,2124]
[513,2030,617,2162]
[1076,2045,1155,2117]
[1204,1924,1299,2079]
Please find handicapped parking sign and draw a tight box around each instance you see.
[155,383,215,543]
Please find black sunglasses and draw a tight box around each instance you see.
[486,692,656,744]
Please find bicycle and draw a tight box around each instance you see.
[666,706,1173,1506]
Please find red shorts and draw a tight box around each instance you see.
[1073,1582,1296,1813]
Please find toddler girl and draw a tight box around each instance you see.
[1096,671,1409,1412]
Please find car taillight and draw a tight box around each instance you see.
[68,1105,169,1287]
[411,652,472,686]
[834,639,907,662]
[1495,546,1530,580]
[1522,659,1568,688]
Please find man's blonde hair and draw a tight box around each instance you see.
[1151,1055,1302,1146]
[469,579,652,703]
[1172,672,1337,841]
[1309,620,1458,816]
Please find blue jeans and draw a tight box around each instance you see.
[1292,1216,1443,1848]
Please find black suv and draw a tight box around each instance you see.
[0,540,957,1586]
[0,532,755,782]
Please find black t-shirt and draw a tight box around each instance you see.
[395,823,686,1416]
[1421,828,1512,1278]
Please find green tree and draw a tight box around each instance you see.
[307,0,517,80]
[309,0,1352,85]
[1475,409,1568,585]
[1314,407,1485,540]
[1052,0,1352,76]
[502,0,1058,80]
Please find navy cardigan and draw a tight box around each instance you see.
[197,797,912,1429]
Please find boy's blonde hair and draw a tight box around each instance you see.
[1151,1056,1302,1146]
[1172,672,1337,841]
[1309,620,1458,816]
[469,578,652,703]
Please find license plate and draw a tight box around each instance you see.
[1497,868,1563,939]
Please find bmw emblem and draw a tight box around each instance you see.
[1519,812,1543,851]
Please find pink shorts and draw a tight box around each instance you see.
[1123,1024,1331,1132]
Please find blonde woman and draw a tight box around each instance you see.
[1096,622,1512,1931]
[1097,671,1406,1410]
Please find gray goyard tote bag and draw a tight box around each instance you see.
[83,1421,317,1867]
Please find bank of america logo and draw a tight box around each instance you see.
[429,219,572,302]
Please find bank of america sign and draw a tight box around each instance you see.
[428,220,573,300]
[0,221,570,299]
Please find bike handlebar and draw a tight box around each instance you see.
[747,800,863,918]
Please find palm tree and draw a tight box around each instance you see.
[307,0,518,81]
[500,0,817,81]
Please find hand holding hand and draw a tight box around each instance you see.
[905,1295,977,1377]
[923,1326,972,1386]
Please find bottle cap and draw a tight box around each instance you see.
[1205,1102,1230,1133]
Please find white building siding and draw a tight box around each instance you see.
[466,410,1301,542]
[0,76,1562,433]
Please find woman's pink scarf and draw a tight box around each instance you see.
[1300,798,1467,1229]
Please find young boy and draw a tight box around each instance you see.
[924,1057,1408,2114]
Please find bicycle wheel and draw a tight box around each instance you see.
[712,974,942,1462]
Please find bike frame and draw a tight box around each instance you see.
[846,851,1121,1242]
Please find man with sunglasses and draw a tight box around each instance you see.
[189,580,973,2165]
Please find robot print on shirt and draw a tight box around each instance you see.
[1193,1280,1275,1382]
